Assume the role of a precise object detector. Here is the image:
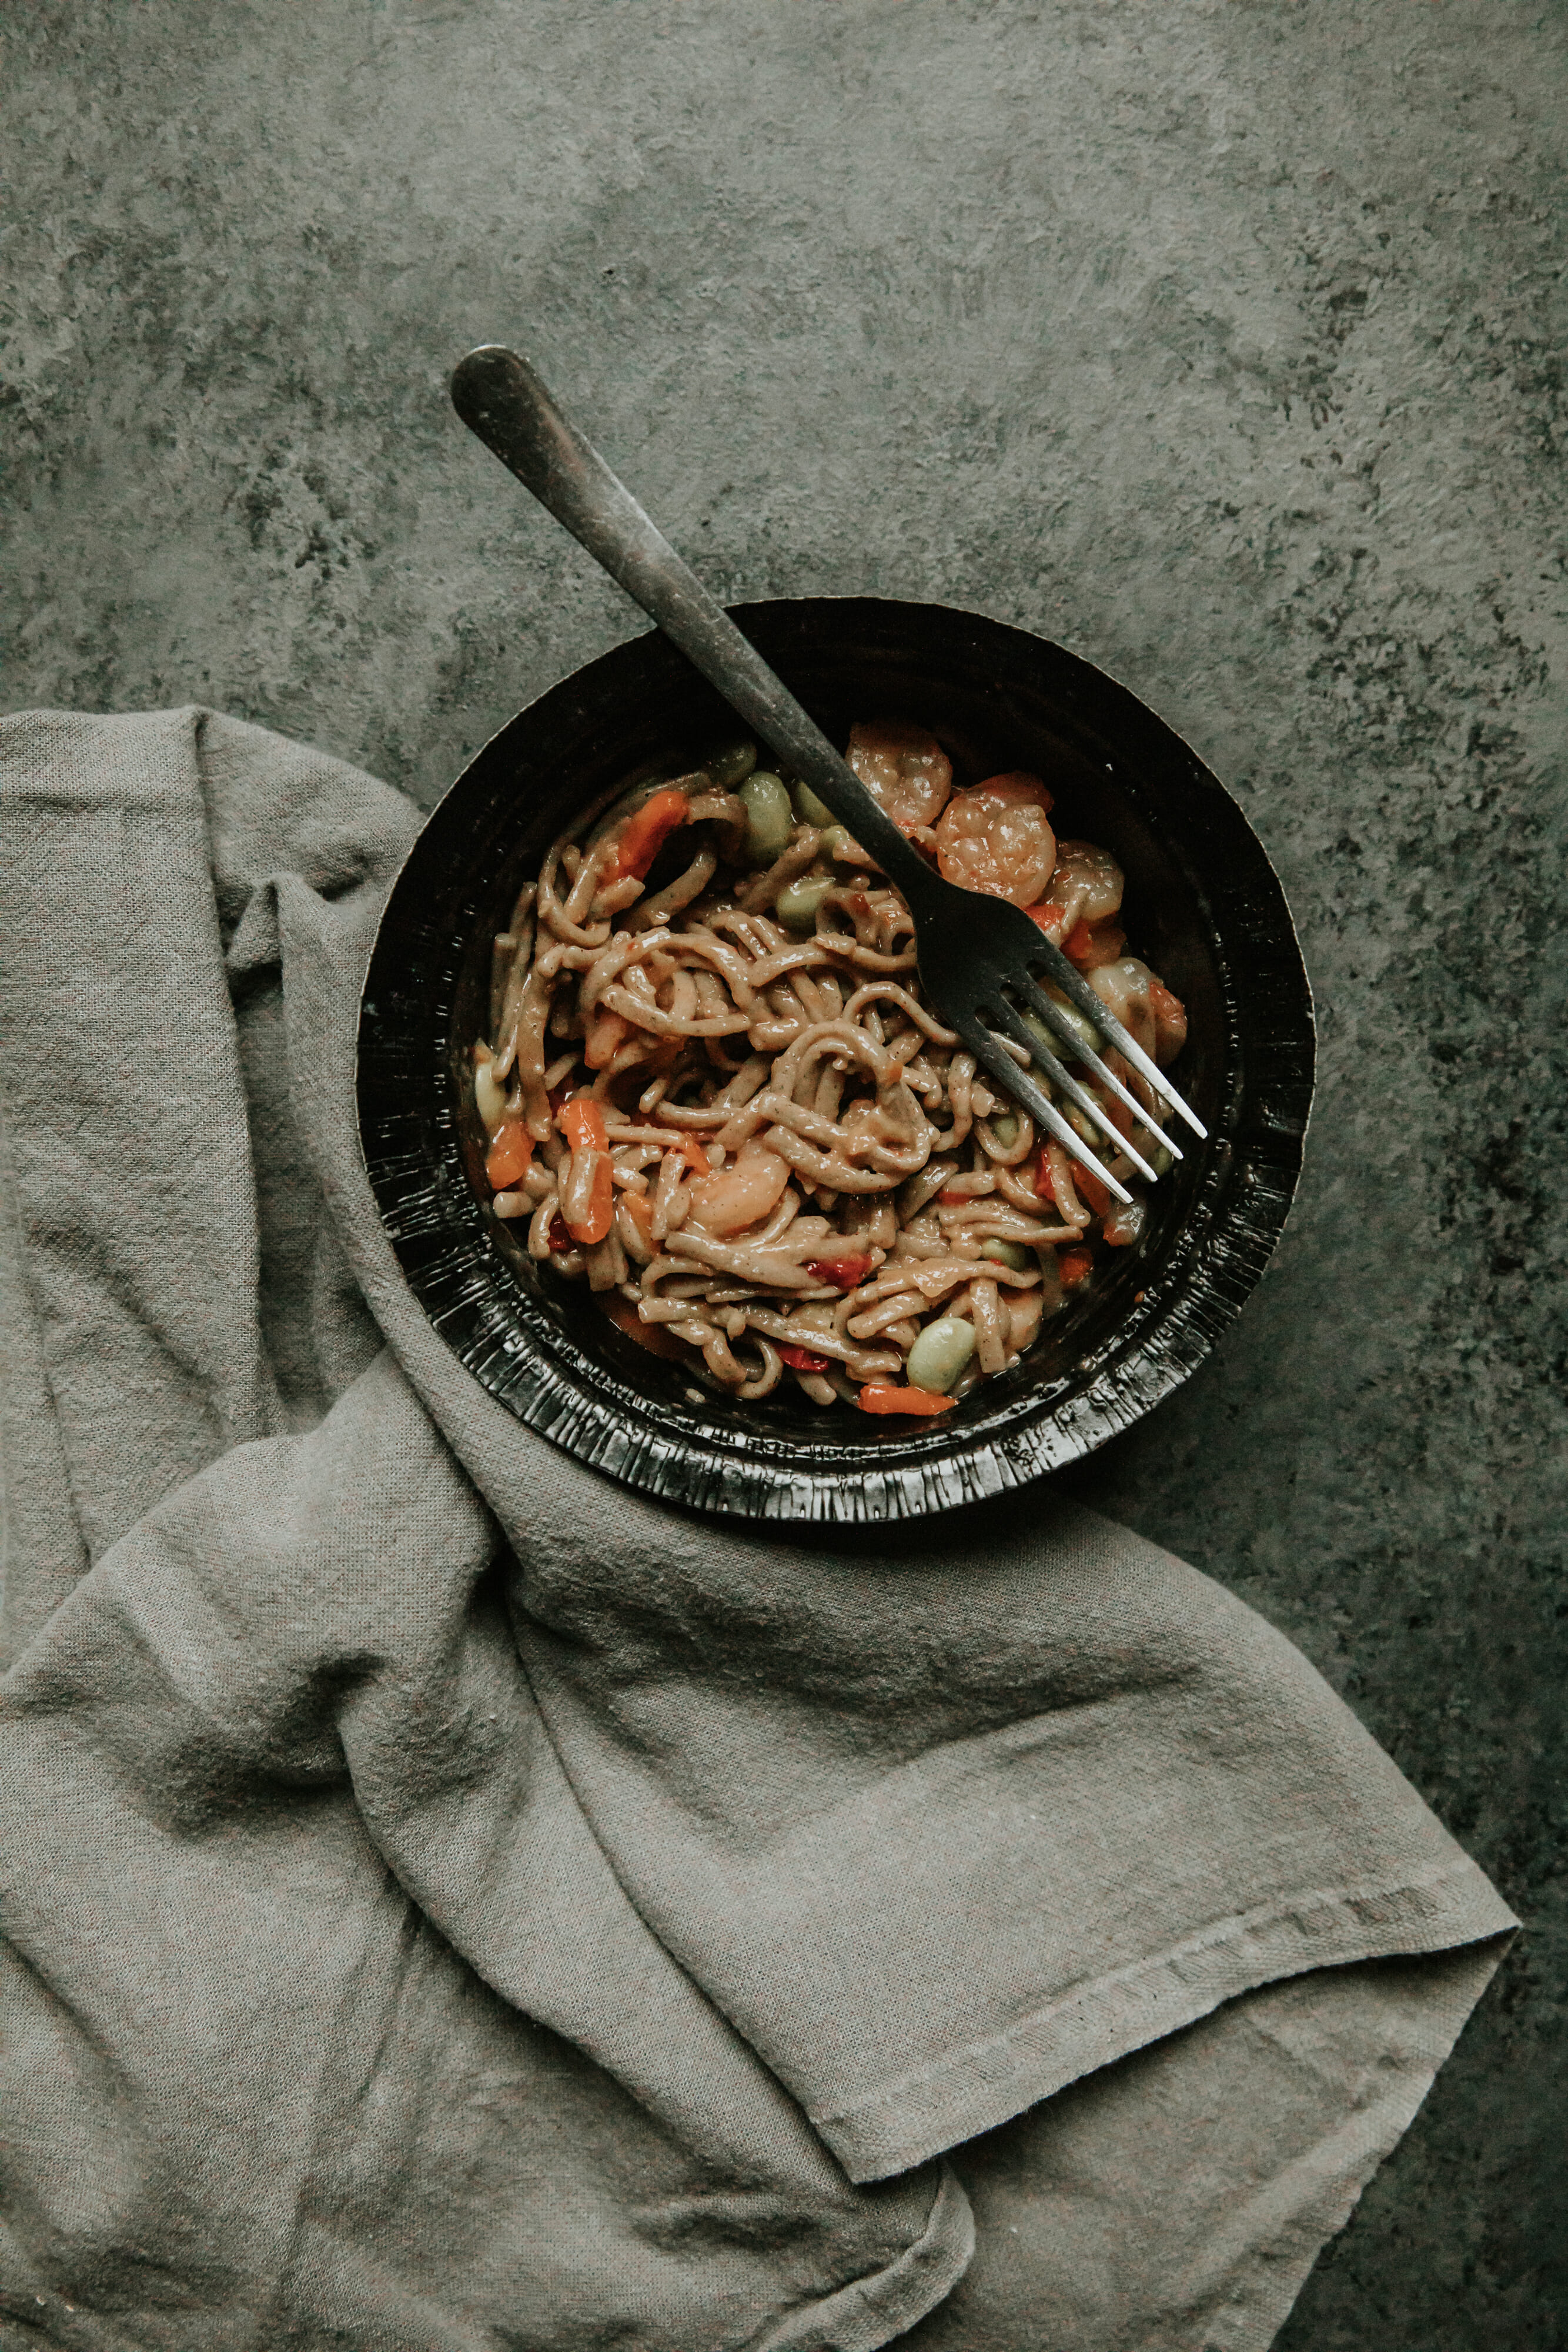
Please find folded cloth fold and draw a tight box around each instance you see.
[0,707,1516,2352]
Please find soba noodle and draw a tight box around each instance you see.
[472,720,1189,1415]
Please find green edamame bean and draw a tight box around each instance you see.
[704,740,758,791]
[792,780,835,828]
[906,1315,977,1395]
[1025,998,1099,1061]
[775,877,833,932]
[1151,1141,1174,1177]
[739,771,793,864]
[1056,1000,1103,1058]
[979,1239,1031,1272]
[823,825,867,864]
[989,1111,1019,1147]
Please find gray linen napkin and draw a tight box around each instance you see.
[0,707,1516,2352]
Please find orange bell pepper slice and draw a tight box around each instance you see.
[485,1118,534,1191]
[559,1097,609,1155]
[670,1134,711,1178]
[857,1384,955,1418]
[610,788,690,882]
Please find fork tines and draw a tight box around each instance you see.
[957,927,1208,1207]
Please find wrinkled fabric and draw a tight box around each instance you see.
[0,707,1516,2352]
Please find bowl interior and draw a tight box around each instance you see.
[359,598,1312,1519]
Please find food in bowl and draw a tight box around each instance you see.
[471,720,1189,1415]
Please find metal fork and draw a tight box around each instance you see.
[450,344,1206,1204]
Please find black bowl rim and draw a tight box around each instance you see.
[357,594,1315,1522]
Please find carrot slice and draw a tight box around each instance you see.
[610,788,689,881]
[671,1134,711,1178]
[485,1118,534,1190]
[857,1384,955,1417]
[778,1342,831,1374]
[1058,1245,1094,1289]
[560,1097,609,1155]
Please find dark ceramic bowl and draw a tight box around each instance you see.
[359,597,1313,1521]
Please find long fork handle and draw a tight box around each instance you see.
[450,345,944,917]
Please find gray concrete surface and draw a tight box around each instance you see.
[5,0,1564,2340]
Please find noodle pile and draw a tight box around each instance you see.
[472,723,1189,1415]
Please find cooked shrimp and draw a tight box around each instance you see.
[847,719,954,833]
[684,1138,793,1237]
[934,772,1057,907]
[1029,838,1123,938]
[1088,956,1188,1065]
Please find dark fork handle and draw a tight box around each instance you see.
[450,345,944,914]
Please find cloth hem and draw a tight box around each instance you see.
[813,1856,1518,2181]
[742,2163,974,2352]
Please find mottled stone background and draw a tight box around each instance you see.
[5,0,1564,2340]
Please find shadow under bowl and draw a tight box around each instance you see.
[358,596,1313,1521]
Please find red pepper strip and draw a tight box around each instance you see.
[777,1342,832,1374]
[1058,1245,1094,1289]
[559,1097,609,1155]
[1073,1164,1111,1218]
[1065,920,1126,970]
[857,1384,955,1418]
[610,788,690,882]
[1041,1143,1109,1220]
[938,1188,970,1207]
[804,1253,876,1291]
[486,1118,534,1190]
[548,1214,573,1254]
